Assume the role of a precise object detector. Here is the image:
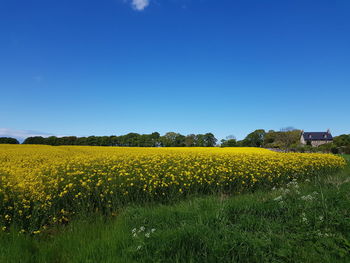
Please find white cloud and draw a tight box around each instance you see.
[0,128,54,142]
[131,0,149,11]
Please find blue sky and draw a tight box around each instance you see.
[1,0,349,141]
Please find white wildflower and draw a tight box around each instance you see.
[301,212,308,223]
[300,195,314,201]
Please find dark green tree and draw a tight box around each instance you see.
[23,136,46,144]
[0,137,19,144]
[185,134,196,147]
[160,132,186,147]
[242,129,266,147]
[221,139,237,147]
[203,133,217,147]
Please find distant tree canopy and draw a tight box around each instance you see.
[17,130,350,151]
[22,132,218,147]
[231,129,302,148]
[0,137,19,144]
[221,139,237,147]
[333,134,350,147]
[333,134,350,154]
[220,135,237,147]
[240,129,266,147]
[264,129,302,149]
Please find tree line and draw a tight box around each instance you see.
[1,129,349,153]
[19,132,218,147]
[220,128,350,154]
[220,128,302,149]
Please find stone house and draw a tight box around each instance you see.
[300,130,333,147]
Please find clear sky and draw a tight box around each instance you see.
[1,0,349,141]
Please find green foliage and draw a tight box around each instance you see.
[160,132,186,147]
[264,130,302,149]
[22,132,218,147]
[201,133,218,147]
[19,131,350,151]
[0,137,19,144]
[343,146,350,154]
[241,129,266,147]
[23,136,47,145]
[317,143,339,154]
[334,134,350,147]
[221,138,238,147]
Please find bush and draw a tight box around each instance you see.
[343,145,350,155]
[331,147,339,154]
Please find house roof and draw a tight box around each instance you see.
[302,132,333,141]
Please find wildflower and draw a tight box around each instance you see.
[0,144,345,232]
[301,212,308,223]
[300,195,314,201]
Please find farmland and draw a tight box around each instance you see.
[0,148,349,262]
[0,145,345,234]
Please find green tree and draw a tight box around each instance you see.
[333,134,350,147]
[203,133,217,147]
[185,134,196,147]
[0,137,19,144]
[221,139,237,147]
[46,136,58,146]
[23,136,46,144]
[161,132,186,147]
[242,129,266,147]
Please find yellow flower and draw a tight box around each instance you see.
[0,144,345,232]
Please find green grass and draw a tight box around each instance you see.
[1,155,350,263]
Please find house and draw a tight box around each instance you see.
[300,129,333,147]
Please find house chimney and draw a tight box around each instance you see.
[326,129,330,134]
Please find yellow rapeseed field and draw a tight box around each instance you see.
[0,145,346,233]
